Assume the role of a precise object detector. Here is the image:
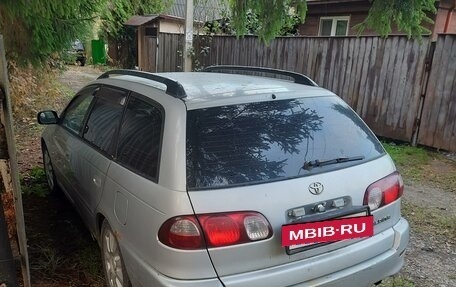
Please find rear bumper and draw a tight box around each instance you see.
[221,217,409,287]
[126,218,409,287]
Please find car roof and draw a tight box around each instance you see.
[95,71,335,110]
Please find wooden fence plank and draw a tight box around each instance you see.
[358,37,372,116]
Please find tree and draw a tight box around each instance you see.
[0,0,104,64]
[357,0,436,37]
[0,0,168,64]
[228,0,437,43]
[228,0,307,42]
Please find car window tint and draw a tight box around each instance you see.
[61,88,95,134]
[83,86,127,155]
[117,94,163,181]
[186,96,385,190]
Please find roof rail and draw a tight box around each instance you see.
[202,65,318,87]
[97,69,187,99]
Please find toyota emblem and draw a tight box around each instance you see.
[308,182,324,195]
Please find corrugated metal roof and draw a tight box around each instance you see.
[125,15,159,26]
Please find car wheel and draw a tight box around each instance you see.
[43,145,59,193]
[101,220,131,287]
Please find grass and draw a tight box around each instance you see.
[382,142,430,181]
[31,245,67,277]
[382,142,429,167]
[21,166,49,198]
[382,142,456,192]
[378,276,416,287]
[76,243,104,278]
[402,201,456,241]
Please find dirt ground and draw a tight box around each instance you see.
[400,184,456,287]
[15,66,456,287]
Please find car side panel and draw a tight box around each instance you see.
[99,162,218,281]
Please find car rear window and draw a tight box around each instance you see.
[186,96,384,190]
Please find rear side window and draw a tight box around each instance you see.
[83,86,127,155]
[186,96,384,190]
[116,94,163,182]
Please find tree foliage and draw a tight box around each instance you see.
[205,11,301,37]
[0,0,168,64]
[228,0,307,42]
[228,0,437,42]
[0,0,103,63]
[358,0,437,38]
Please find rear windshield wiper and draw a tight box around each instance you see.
[302,156,365,171]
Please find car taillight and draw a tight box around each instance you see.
[158,212,272,249]
[363,172,404,211]
[158,216,204,249]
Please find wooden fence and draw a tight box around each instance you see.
[142,34,183,72]
[418,35,456,152]
[151,33,456,152]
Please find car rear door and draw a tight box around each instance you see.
[185,96,399,285]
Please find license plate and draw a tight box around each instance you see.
[282,213,373,251]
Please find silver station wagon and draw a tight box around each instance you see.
[38,66,409,287]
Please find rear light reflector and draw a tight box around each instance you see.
[158,212,272,249]
[363,172,404,211]
[244,215,270,241]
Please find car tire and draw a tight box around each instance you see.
[101,220,131,287]
[80,58,86,66]
[43,145,59,193]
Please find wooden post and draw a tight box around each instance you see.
[0,196,17,286]
[0,35,31,287]
[183,0,194,72]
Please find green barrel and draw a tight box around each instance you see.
[91,39,106,65]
